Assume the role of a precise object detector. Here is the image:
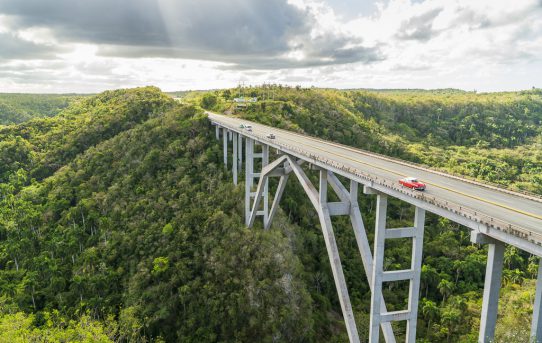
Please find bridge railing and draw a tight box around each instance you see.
[238,118,542,203]
[214,120,542,247]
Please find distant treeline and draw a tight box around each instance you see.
[0,93,86,125]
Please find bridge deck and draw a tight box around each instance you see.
[208,112,542,250]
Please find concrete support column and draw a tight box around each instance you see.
[233,132,238,185]
[223,128,228,169]
[317,170,360,343]
[262,144,269,223]
[245,138,254,225]
[237,134,243,170]
[531,260,542,342]
[479,241,505,343]
[407,207,425,342]
[349,181,396,343]
[215,125,219,140]
[369,194,388,343]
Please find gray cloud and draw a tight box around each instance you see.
[0,32,60,59]
[0,0,381,69]
[396,7,443,41]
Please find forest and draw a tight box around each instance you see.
[0,93,82,125]
[0,86,541,342]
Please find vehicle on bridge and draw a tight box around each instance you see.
[399,177,426,191]
[239,124,245,128]
[266,133,275,139]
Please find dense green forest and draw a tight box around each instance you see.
[0,93,82,125]
[0,86,541,342]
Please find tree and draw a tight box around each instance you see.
[421,298,439,332]
[438,279,455,304]
[201,93,218,109]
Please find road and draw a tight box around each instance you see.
[208,112,542,238]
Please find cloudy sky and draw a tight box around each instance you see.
[0,0,541,93]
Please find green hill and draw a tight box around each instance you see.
[0,93,83,125]
[0,86,540,342]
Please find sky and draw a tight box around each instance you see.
[0,0,541,93]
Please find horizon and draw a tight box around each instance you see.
[1,85,540,96]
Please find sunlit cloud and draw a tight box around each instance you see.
[0,0,540,93]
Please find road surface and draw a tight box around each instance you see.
[208,112,542,239]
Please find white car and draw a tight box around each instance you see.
[266,133,275,139]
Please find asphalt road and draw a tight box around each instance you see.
[208,112,542,237]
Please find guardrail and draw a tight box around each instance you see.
[213,119,542,247]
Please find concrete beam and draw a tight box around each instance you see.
[471,230,498,245]
[327,171,350,203]
[328,202,350,216]
[266,172,289,229]
[364,185,383,195]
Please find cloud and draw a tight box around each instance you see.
[0,32,60,59]
[396,7,443,41]
[0,0,379,69]
[0,0,540,93]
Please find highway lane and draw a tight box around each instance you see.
[208,112,542,236]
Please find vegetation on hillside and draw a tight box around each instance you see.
[0,86,540,342]
[0,93,83,125]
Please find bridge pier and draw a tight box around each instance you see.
[223,128,228,169]
[244,140,269,225]
[215,125,219,140]
[471,231,504,343]
[531,260,542,342]
[233,132,238,185]
[368,188,425,343]
[237,133,243,171]
[245,138,254,225]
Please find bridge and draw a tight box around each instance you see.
[208,111,542,343]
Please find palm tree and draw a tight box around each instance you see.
[441,307,461,343]
[421,264,439,298]
[438,279,455,304]
[421,298,439,333]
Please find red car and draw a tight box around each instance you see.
[399,177,426,191]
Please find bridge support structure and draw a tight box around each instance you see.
[471,231,505,343]
[223,128,228,169]
[246,154,403,343]
[532,261,542,342]
[210,118,542,343]
[367,188,425,343]
[244,138,269,226]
